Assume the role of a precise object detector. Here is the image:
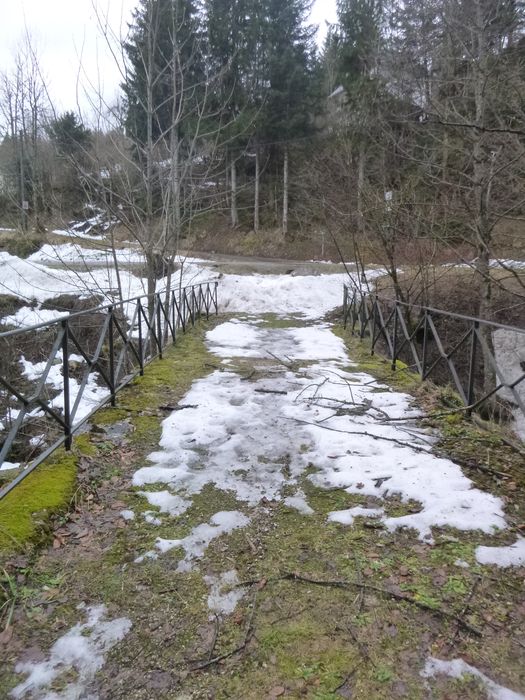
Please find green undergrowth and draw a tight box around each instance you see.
[0,450,77,553]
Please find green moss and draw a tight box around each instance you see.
[72,433,98,457]
[257,313,308,329]
[333,328,420,391]
[0,450,76,553]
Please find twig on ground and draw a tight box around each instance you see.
[254,388,287,396]
[449,575,481,649]
[288,418,430,453]
[270,605,312,626]
[280,572,482,638]
[208,613,220,662]
[471,415,525,458]
[332,668,357,694]
[439,453,509,479]
[266,351,295,370]
[353,552,365,614]
[235,572,482,637]
[189,592,258,671]
[159,404,198,412]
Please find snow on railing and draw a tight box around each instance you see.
[342,284,525,432]
[0,281,218,499]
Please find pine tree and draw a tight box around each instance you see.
[47,112,91,160]
[257,0,318,234]
[123,0,203,147]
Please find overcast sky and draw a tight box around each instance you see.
[0,0,337,122]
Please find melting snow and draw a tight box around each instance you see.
[204,570,246,615]
[421,657,525,699]
[328,506,385,526]
[284,490,315,515]
[137,489,192,517]
[10,604,132,700]
[476,537,525,568]
[131,319,508,559]
[136,511,250,571]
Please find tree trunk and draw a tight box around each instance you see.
[231,157,239,228]
[356,139,365,237]
[254,146,260,233]
[282,146,289,236]
[472,0,494,398]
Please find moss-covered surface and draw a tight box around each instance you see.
[0,450,77,552]
[0,316,524,699]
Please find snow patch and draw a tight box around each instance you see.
[475,537,525,568]
[421,657,525,699]
[143,511,162,526]
[328,506,385,526]
[136,490,191,517]
[284,491,314,515]
[204,570,246,615]
[141,511,250,572]
[10,604,132,700]
[207,320,348,361]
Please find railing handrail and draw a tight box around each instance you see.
[0,279,218,339]
[343,283,525,335]
[0,279,219,499]
[342,283,525,426]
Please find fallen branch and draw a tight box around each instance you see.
[266,351,295,370]
[159,404,198,412]
[289,418,430,453]
[234,572,482,637]
[280,572,482,638]
[208,613,220,662]
[254,388,288,396]
[439,453,509,480]
[332,668,357,694]
[449,576,481,649]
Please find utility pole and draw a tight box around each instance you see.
[19,130,28,232]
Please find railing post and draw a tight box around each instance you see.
[421,310,429,380]
[137,299,144,375]
[392,302,399,371]
[467,321,479,413]
[171,291,177,342]
[214,281,219,315]
[359,293,366,339]
[371,296,377,356]
[343,286,348,329]
[62,320,72,450]
[156,294,163,358]
[108,306,116,406]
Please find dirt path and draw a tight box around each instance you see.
[1,315,524,699]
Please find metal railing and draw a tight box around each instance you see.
[343,284,525,422]
[0,280,218,499]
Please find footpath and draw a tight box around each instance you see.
[1,313,524,700]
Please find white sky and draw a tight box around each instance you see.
[0,0,337,122]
